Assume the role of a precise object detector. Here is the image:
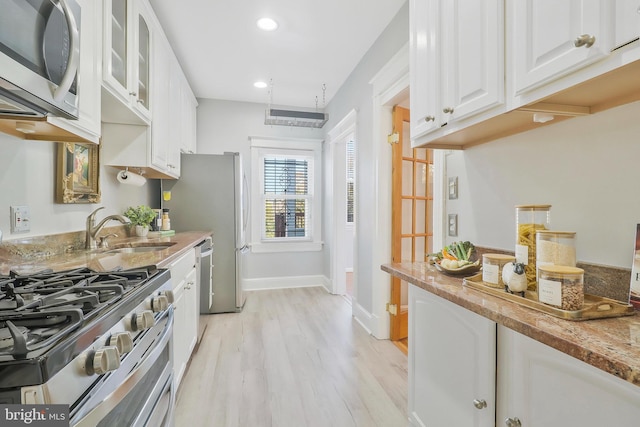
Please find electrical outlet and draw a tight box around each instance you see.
[10,205,31,233]
[448,214,458,237]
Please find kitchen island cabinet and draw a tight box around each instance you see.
[384,262,640,426]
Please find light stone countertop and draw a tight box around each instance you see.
[382,261,640,388]
[0,231,212,275]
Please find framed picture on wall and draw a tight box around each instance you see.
[56,142,101,204]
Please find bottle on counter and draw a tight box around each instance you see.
[161,208,171,231]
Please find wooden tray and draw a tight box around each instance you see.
[463,273,635,321]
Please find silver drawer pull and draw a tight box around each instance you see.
[574,34,595,48]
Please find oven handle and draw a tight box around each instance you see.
[73,307,174,427]
[53,0,80,102]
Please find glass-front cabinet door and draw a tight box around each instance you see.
[103,0,152,123]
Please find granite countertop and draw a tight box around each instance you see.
[382,261,640,388]
[0,231,212,275]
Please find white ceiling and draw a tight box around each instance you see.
[149,0,407,109]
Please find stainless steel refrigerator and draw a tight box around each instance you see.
[162,152,248,313]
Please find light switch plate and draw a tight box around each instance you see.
[448,214,458,237]
[11,205,30,233]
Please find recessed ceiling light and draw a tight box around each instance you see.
[254,81,268,89]
[257,17,278,31]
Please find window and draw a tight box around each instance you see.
[250,137,323,252]
[346,138,355,224]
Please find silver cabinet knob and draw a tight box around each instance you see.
[574,34,596,48]
[443,107,454,114]
[505,417,522,427]
[91,346,121,375]
[473,399,487,409]
[424,115,436,122]
[109,332,133,354]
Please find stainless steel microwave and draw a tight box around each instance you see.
[0,0,81,120]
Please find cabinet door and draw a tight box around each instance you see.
[184,268,198,355]
[172,280,187,388]
[409,285,496,427]
[613,0,640,50]
[510,0,612,95]
[442,0,504,121]
[131,0,152,120]
[103,0,130,103]
[497,326,640,426]
[150,35,170,172]
[410,0,441,140]
[180,77,198,155]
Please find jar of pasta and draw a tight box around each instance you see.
[536,231,577,281]
[538,265,584,311]
[515,204,551,291]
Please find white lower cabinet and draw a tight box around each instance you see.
[170,249,198,389]
[409,284,640,427]
[408,285,496,426]
[497,325,640,426]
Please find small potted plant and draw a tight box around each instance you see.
[123,205,157,237]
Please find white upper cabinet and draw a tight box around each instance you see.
[411,0,504,145]
[508,0,613,97]
[180,75,198,155]
[613,0,640,50]
[102,0,153,124]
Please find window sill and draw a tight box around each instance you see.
[250,241,323,253]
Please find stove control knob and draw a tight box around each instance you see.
[149,295,169,312]
[109,332,133,354]
[92,346,121,375]
[131,310,155,331]
[160,290,175,304]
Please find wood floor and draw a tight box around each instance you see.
[174,286,408,427]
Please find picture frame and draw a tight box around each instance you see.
[56,142,101,204]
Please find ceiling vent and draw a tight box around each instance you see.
[264,108,328,128]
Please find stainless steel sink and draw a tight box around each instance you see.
[103,243,176,254]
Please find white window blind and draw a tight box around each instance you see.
[346,139,355,224]
[263,157,310,238]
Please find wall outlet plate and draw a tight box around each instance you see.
[10,205,30,233]
[448,213,458,237]
[448,176,458,199]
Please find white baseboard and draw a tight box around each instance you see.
[352,299,374,335]
[243,275,327,291]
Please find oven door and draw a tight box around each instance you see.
[0,0,80,118]
[71,308,175,427]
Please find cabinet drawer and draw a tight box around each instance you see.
[169,249,196,290]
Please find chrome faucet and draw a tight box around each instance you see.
[85,207,130,249]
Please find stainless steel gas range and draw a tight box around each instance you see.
[0,266,175,426]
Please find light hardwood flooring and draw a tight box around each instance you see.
[174,286,408,427]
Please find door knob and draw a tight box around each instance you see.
[473,399,487,409]
[424,115,435,122]
[443,107,454,114]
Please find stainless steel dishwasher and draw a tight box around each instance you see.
[195,237,213,335]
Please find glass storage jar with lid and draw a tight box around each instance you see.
[515,204,551,291]
[536,231,577,281]
[537,265,584,311]
[482,253,516,288]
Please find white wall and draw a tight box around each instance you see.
[195,98,326,285]
[446,100,640,268]
[323,2,409,316]
[0,133,158,241]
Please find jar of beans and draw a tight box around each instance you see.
[537,265,584,311]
